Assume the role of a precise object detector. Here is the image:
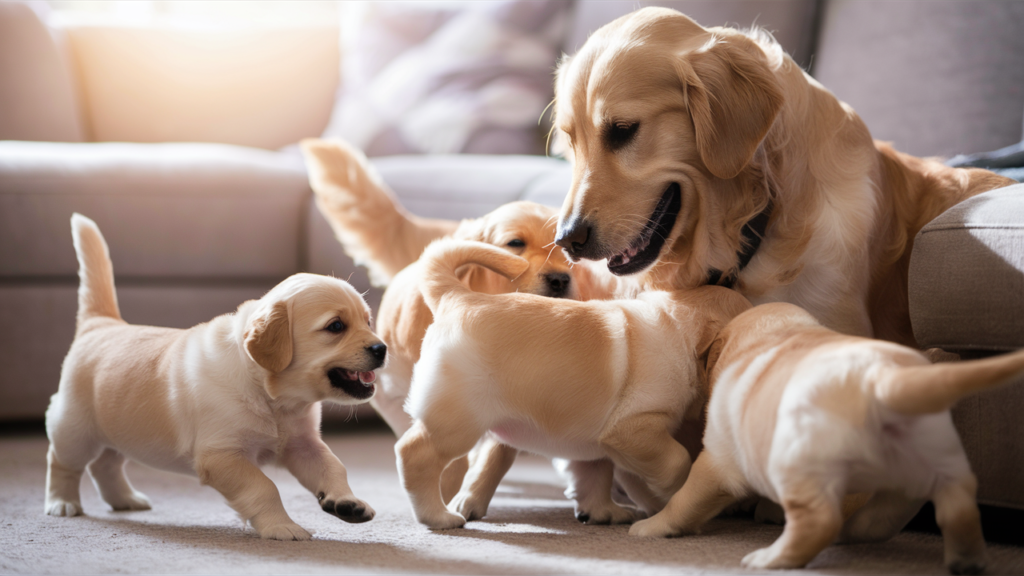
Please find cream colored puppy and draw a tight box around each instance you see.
[45,214,386,540]
[631,303,1024,573]
[395,239,751,529]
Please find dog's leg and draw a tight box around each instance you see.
[87,448,152,512]
[45,443,97,517]
[280,436,375,524]
[740,476,844,570]
[196,450,310,541]
[440,455,470,505]
[449,438,518,520]
[838,490,925,543]
[396,420,481,529]
[599,413,692,506]
[933,474,986,575]
[614,468,663,516]
[630,452,743,537]
[563,459,637,525]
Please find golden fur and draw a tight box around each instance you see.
[630,303,1024,572]
[551,7,1014,345]
[45,214,385,540]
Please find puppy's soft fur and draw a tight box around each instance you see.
[45,214,385,540]
[395,239,751,529]
[630,303,1024,573]
[551,7,1014,346]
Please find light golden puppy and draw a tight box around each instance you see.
[630,303,1024,573]
[45,214,386,540]
[395,239,751,529]
[551,7,1013,346]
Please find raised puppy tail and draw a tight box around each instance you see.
[301,138,459,287]
[420,239,530,315]
[70,213,122,327]
[875,349,1024,414]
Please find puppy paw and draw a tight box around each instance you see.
[44,499,83,517]
[108,491,152,512]
[629,516,679,538]
[259,522,312,541]
[947,555,986,575]
[575,501,637,525]
[418,510,466,530]
[741,546,804,570]
[319,492,375,524]
[449,490,489,522]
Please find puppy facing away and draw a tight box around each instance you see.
[395,239,751,529]
[630,303,1024,573]
[45,214,386,540]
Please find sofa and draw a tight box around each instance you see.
[2,0,1023,512]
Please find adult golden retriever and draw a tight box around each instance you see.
[551,7,1013,346]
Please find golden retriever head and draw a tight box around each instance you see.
[244,274,386,405]
[453,201,580,299]
[552,8,784,287]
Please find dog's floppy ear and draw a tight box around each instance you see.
[244,300,293,380]
[682,34,783,180]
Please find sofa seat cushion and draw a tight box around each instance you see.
[909,184,1024,352]
[0,141,309,279]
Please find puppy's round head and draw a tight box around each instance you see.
[552,7,784,286]
[244,274,386,405]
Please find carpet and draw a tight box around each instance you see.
[2,430,1023,575]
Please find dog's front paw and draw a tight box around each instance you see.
[576,501,637,525]
[629,516,680,538]
[44,498,83,517]
[318,492,375,524]
[418,510,466,530]
[108,491,152,512]
[449,490,489,521]
[741,546,804,570]
[947,557,986,576]
[259,522,312,541]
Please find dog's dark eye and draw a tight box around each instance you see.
[325,319,346,334]
[605,121,639,150]
[507,239,526,248]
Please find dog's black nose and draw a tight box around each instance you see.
[555,219,590,259]
[367,343,387,363]
[545,273,571,295]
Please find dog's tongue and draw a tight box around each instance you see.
[358,371,376,384]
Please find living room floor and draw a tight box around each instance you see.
[2,429,1023,575]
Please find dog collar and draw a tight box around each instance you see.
[706,200,773,289]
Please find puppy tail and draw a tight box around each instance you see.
[875,349,1024,414]
[70,214,122,327]
[301,138,459,288]
[420,239,530,315]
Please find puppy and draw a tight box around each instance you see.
[551,7,1013,346]
[395,239,751,529]
[45,214,385,540]
[630,302,1024,573]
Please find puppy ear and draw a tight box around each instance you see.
[244,300,293,377]
[683,34,783,180]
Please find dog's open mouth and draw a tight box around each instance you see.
[607,183,682,276]
[328,367,376,400]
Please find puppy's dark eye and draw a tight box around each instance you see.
[605,121,639,150]
[507,239,526,248]
[325,319,346,334]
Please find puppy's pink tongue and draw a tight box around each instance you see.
[358,371,376,384]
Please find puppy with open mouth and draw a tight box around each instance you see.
[395,239,751,529]
[44,214,385,540]
[630,303,1024,573]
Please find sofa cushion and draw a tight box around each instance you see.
[812,0,1024,158]
[0,141,308,279]
[909,184,1024,352]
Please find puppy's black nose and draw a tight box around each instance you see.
[367,343,387,363]
[555,219,590,259]
[545,273,571,295]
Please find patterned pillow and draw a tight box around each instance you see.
[320,1,569,156]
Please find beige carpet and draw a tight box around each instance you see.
[2,430,1023,575]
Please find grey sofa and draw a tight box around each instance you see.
[2,0,1023,512]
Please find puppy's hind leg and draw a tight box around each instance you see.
[838,490,925,544]
[449,437,518,520]
[599,413,692,508]
[45,410,102,517]
[396,420,482,529]
[933,474,986,575]
[88,448,152,511]
[564,459,636,525]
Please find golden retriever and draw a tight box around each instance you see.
[395,239,751,529]
[45,214,384,540]
[630,302,1024,573]
[550,7,1014,346]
